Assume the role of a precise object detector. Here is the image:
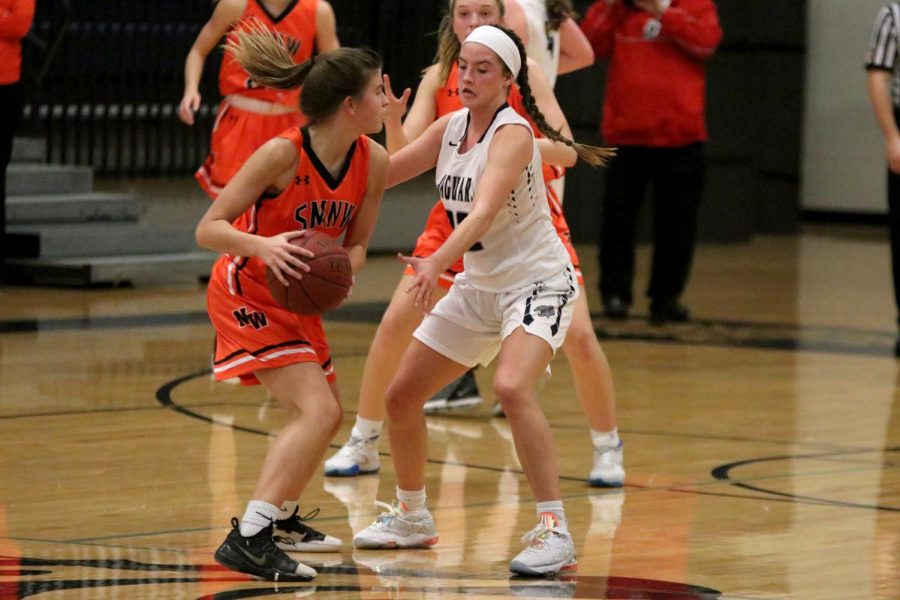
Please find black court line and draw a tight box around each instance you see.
[157,370,900,517]
[2,301,899,358]
[712,453,900,512]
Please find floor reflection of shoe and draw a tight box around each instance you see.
[353,548,439,576]
[352,502,439,549]
[324,433,381,477]
[426,418,483,440]
[508,578,577,598]
[324,476,380,509]
[509,514,577,577]
[275,506,343,553]
[214,518,316,581]
[589,491,624,538]
[207,584,317,599]
[589,441,625,487]
[423,370,483,414]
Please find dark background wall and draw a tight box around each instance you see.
[20,0,807,244]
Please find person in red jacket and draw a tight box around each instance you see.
[581,0,721,323]
[0,0,35,284]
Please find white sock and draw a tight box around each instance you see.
[396,486,427,513]
[536,500,567,531]
[353,416,383,442]
[239,500,280,537]
[591,428,620,449]
[278,500,298,521]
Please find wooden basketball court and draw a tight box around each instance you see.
[1,226,898,599]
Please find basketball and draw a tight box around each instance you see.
[266,230,353,315]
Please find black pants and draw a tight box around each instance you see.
[888,111,900,326]
[598,143,706,306]
[0,82,24,282]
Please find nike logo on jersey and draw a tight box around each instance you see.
[449,140,458,146]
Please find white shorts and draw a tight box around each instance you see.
[413,267,578,368]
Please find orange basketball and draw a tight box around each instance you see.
[266,230,353,315]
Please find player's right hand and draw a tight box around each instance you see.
[178,91,202,125]
[259,231,313,286]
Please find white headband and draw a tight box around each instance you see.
[463,25,521,78]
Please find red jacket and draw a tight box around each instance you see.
[0,0,35,84]
[581,0,722,147]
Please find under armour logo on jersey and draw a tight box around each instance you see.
[447,88,460,97]
[643,18,662,39]
[233,307,268,330]
[295,175,311,185]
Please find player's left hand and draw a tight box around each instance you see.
[383,74,412,125]
[397,253,440,313]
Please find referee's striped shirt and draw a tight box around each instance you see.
[868,3,900,107]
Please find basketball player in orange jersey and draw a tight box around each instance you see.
[325,0,625,488]
[195,24,388,581]
[179,0,339,199]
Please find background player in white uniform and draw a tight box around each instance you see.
[510,0,594,88]
[351,25,612,577]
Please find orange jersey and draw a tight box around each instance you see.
[218,0,318,107]
[208,126,372,384]
[0,0,35,84]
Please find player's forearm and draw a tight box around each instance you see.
[197,220,263,257]
[183,50,206,95]
[429,210,494,273]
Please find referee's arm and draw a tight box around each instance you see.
[867,6,900,173]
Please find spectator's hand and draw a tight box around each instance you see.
[383,74,411,127]
[888,138,900,174]
[178,91,201,125]
[633,0,666,17]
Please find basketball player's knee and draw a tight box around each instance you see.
[307,395,343,431]
[383,387,406,422]
[493,375,528,408]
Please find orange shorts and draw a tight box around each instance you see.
[403,190,583,289]
[196,99,303,200]
[207,256,335,385]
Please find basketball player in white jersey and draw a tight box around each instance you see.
[509,0,594,87]
[351,24,612,576]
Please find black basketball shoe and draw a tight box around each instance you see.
[275,506,342,552]
[423,369,483,414]
[214,518,316,581]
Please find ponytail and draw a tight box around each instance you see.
[492,25,614,167]
[227,20,313,90]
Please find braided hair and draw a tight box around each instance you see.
[484,24,614,167]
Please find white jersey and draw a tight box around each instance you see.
[519,0,561,87]
[435,106,572,292]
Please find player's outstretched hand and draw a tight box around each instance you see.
[383,74,412,125]
[259,230,314,286]
[397,253,440,313]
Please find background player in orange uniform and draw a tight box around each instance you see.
[325,0,624,489]
[195,25,388,581]
[179,0,339,199]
